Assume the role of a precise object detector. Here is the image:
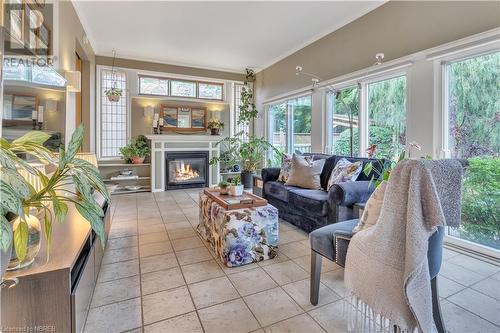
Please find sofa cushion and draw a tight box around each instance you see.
[264,181,292,202]
[288,188,329,217]
[286,155,325,189]
[334,156,379,181]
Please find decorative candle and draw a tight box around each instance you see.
[159,118,164,126]
[152,119,158,127]
[154,113,159,121]
[32,110,38,120]
[37,106,44,123]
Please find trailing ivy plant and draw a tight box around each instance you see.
[0,125,110,263]
[238,68,258,125]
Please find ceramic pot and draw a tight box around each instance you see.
[131,156,145,164]
[241,170,255,189]
[230,184,244,196]
[107,94,120,102]
[219,187,229,195]
[210,128,220,136]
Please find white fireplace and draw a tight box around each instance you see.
[146,135,221,192]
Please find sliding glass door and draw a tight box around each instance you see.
[444,51,499,251]
[268,102,287,165]
[291,96,312,154]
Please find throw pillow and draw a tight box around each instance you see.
[353,181,387,233]
[285,154,325,189]
[326,158,362,190]
[278,154,311,182]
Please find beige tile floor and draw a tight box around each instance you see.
[84,189,500,333]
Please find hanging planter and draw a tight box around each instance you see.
[105,87,122,102]
[105,49,122,102]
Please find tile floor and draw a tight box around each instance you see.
[83,189,500,333]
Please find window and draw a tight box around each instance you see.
[233,83,249,140]
[291,96,312,154]
[268,102,287,165]
[199,82,223,100]
[170,79,196,98]
[267,95,312,164]
[328,86,359,156]
[3,57,66,87]
[99,69,128,158]
[367,75,406,158]
[444,51,499,251]
[139,76,169,96]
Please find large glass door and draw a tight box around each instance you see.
[445,51,499,252]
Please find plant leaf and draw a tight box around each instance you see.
[13,218,29,262]
[363,162,373,177]
[0,215,13,253]
[0,168,31,198]
[64,124,84,163]
[43,210,52,255]
[75,201,106,248]
[51,195,68,223]
[12,131,50,145]
[0,180,24,216]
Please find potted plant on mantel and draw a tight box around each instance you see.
[119,135,151,164]
[207,119,224,136]
[0,125,110,277]
[104,87,122,102]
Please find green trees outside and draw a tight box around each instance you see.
[447,52,500,249]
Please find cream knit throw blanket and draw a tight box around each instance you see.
[344,159,463,333]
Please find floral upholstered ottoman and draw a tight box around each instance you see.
[197,192,279,267]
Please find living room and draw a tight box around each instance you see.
[1,1,499,333]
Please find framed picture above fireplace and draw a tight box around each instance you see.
[160,104,207,132]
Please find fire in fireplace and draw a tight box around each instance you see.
[165,151,208,190]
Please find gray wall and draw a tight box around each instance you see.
[255,1,500,103]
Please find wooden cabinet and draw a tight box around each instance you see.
[1,194,110,333]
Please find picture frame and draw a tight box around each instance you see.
[10,94,37,122]
[161,106,178,127]
[159,104,207,132]
[191,109,207,128]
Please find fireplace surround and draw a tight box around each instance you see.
[165,151,209,190]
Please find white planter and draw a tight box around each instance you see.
[230,185,244,196]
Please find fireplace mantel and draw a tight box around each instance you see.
[146,134,221,191]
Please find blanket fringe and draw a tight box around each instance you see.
[344,294,418,333]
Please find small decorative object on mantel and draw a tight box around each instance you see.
[119,135,151,164]
[207,119,224,135]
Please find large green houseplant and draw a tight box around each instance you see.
[0,125,110,276]
[119,135,151,164]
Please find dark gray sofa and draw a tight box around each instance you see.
[261,153,379,232]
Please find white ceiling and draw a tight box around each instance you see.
[72,1,384,73]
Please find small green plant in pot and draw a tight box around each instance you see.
[208,119,224,136]
[104,87,122,102]
[119,135,151,164]
[230,175,244,196]
[218,180,230,195]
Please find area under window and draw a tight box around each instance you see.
[198,82,223,100]
[139,76,169,96]
[170,79,197,98]
[99,69,128,158]
[267,95,312,165]
[367,75,406,158]
[444,51,499,251]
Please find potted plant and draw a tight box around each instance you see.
[230,176,244,196]
[0,125,110,274]
[210,132,282,189]
[218,181,230,195]
[104,87,122,102]
[119,135,151,164]
[207,119,224,135]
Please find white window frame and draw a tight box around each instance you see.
[96,65,131,160]
[432,41,500,259]
[265,92,312,159]
[324,69,409,158]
